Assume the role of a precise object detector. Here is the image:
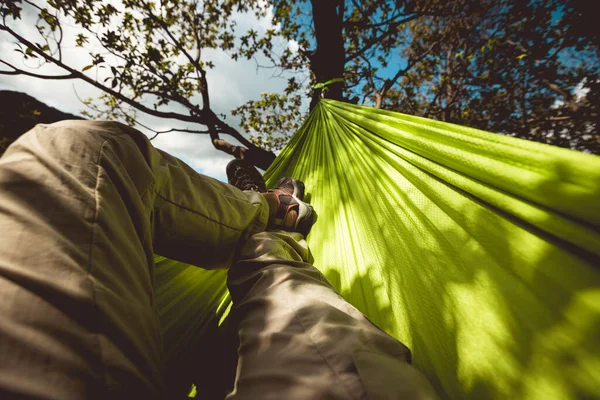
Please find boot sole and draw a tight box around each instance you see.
[293,195,315,236]
[226,159,266,192]
[276,177,305,201]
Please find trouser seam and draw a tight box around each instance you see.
[140,182,156,246]
[87,135,112,393]
[154,191,244,232]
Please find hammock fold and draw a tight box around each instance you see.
[155,99,600,399]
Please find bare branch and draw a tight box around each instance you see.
[22,0,43,12]
[345,14,420,62]
[0,25,205,124]
[2,0,278,168]
[148,128,212,140]
[0,59,74,79]
[141,1,214,113]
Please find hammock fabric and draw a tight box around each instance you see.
[154,99,600,399]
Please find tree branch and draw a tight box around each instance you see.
[503,38,580,112]
[142,2,215,117]
[0,25,205,124]
[0,60,74,79]
[370,32,447,108]
[345,14,420,62]
[148,127,211,140]
[1,2,278,170]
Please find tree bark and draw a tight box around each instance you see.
[375,92,383,109]
[211,137,276,171]
[309,0,346,110]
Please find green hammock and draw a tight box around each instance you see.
[155,99,600,399]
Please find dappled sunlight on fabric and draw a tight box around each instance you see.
[152,99,600,399]
[153,256,230,361]
[260,100,600,399]
[445,270,519,396]
[517,290,600,400]
[254,315,298,357]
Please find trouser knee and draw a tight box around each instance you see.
[2,120,144,162]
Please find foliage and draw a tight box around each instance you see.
[383,0,600,153]
[236,0,599,154]
[0,0,285,168]
[1,0,598,161]
[232,91,303,152]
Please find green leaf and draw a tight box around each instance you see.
[313,77,344,90]
[82,65,94,72]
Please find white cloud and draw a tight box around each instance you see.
[257,0,278,32]
[0,0,308,181]
[288,39,300,53]
[551,78,590,109]
[235,2,300,54]
[573,79,590,101]
[151,131,235,181]
[189,154,233,181]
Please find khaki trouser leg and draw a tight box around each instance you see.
[0,121,268,399]
[226,231,438,400]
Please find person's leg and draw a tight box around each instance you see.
[0,120,268,399]
[226,231,438,400]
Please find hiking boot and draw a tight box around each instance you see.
[275,177,305,201]
[226,159,266,192]
[262,178,316,236]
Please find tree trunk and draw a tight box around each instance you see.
[375,92,383,109]
[309,0,346,110]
